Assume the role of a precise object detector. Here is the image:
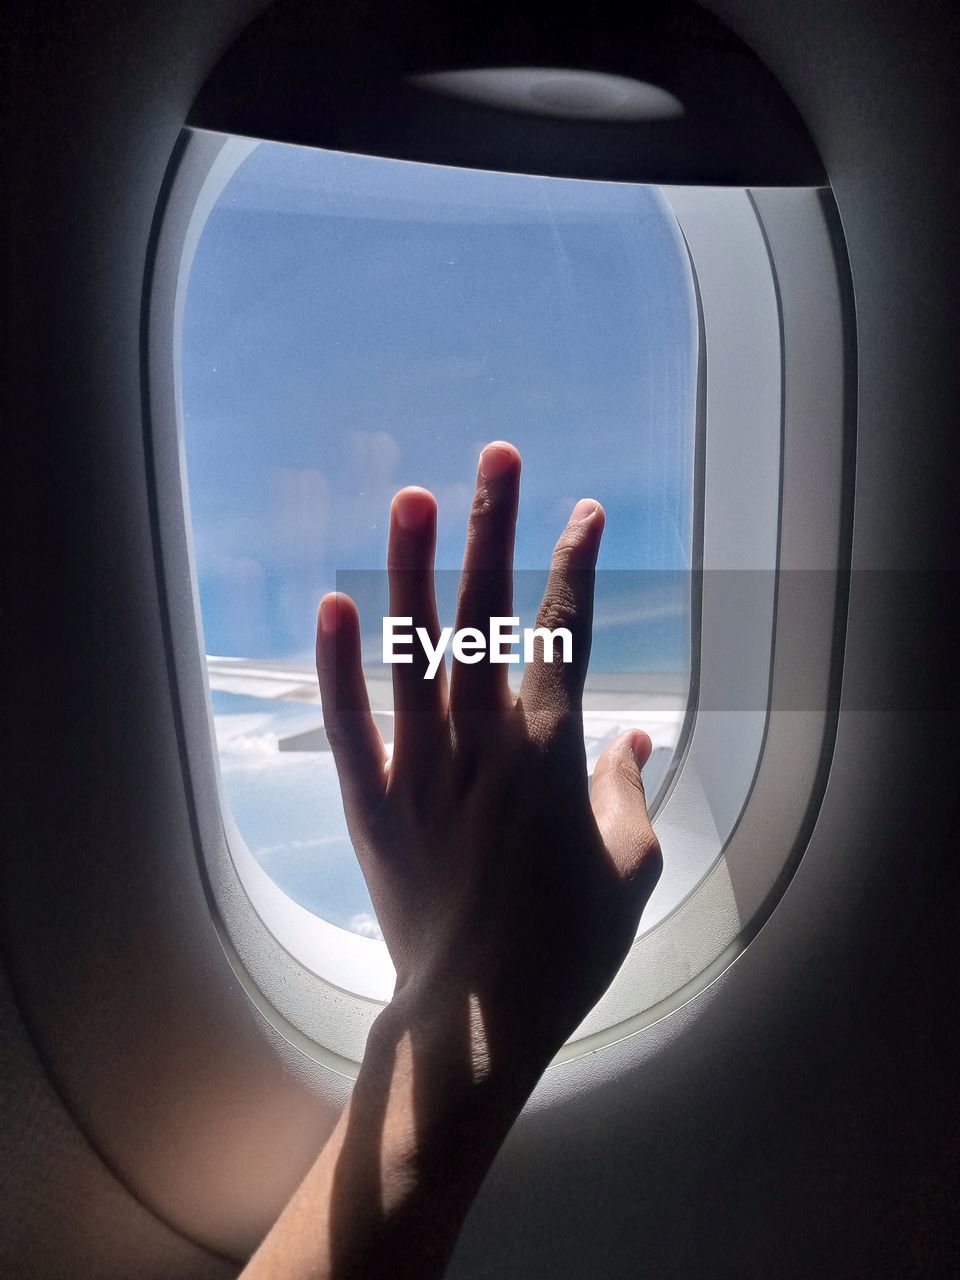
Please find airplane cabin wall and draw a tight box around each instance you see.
[2,1,957,1276]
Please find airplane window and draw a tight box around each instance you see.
[180,142,698,938]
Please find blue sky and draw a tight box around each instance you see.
[180,142,697,932]
[182,143,697,669]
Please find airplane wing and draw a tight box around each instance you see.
[206,656,321,704]
[206,656,686,793]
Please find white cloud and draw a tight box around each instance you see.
[348,429,402,484]
[347,912,384,940]
[436,479,473,525]
[592,600,686,630]
[253,834,345,857]
[215,725,325,775]
[274,467,332,549]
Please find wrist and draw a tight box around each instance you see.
[377,979,548,1104]
[361,985,541,1178]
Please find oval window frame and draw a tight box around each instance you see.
[146,128,852,1073]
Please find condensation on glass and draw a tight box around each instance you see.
[181,142,698,936]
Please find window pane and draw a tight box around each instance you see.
[182,142,698,937]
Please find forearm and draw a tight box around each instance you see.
[246,445,659,1277]
[242,991,541,1279]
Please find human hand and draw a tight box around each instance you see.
[243,443,663,1279]
[316,441,662,1080]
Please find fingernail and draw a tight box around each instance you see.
[394,489,431,530]
[571,498,599,522]
[319,595,338,635]
[479,442,516,481]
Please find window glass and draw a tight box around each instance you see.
[182,142,698,937]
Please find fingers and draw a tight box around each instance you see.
[450,441,522,718]
[316,593,387,821]
[519,498,605,722]
[591,731,663,894]
[387,487,447,758]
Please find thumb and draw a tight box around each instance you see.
[591,730,663,893]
